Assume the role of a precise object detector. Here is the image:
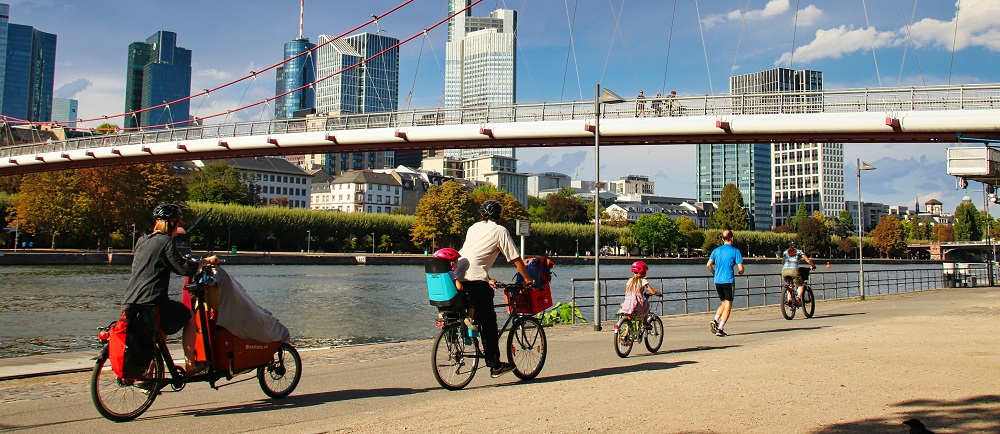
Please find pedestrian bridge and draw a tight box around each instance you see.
[3,84,1000,175]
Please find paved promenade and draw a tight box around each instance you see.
[1,287,998,433]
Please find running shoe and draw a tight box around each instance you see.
[490,362,516,378]
[715,329,728,337]
[463,317,478,332]
[710,319,719,334]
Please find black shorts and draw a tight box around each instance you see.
[715,283,735,302]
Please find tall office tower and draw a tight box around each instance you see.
[0,3,57,123]
[310,32,399,175]
[275,1,315,120]
[51,98,77,127]
[696,144,772,230]
[124,31,191,129]
[443,1,517,159]
[725,68,844,228]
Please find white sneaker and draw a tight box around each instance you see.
[464,317,478,331]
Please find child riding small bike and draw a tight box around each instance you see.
[619,261,661,324]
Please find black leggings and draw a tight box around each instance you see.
[465,280,502,368]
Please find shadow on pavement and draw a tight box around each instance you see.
[665,344,741,354]
[808,312,867,320]
[525,360,696,385]
[813,394,1000,433]
[165,387,432,418]
[736,326,826,336]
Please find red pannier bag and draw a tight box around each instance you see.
[107,314,129,378]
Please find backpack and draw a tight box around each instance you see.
[513,256,555,289]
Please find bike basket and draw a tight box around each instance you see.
[504,285,553,315]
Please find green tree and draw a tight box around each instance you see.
[631,213,680,256]
[835,209,856,237]
[796,217,830,257]
[13,170,89,248]
[837,237,857,258]
[526,195,546,222]
[954,201,982,241]
[188,161,258,205]
[871,215,907,258]
[710,183,748,230]
[411,181,477,249]
[542,194,588,223]
[933,224,954,242]
[470,185,528,231]
[676,216,704,256]
[788,203,810,231]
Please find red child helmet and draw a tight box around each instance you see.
[433,247,461,261]
[631,261,648,274]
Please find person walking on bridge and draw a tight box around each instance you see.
[707,230,744,337]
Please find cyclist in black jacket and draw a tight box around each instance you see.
[122,204,218,374]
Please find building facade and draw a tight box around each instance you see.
[51,98,77,127]
[314,170,402,214]
[443,1,516,159]
[697,143,772,230]
[526,172,571,197]
[609,175,655,196]
[0,3,56,123]
[845,200,889,232]
[274,37,316,120]
[124,31,191,129]
[221,157,312,208]
[308,32,399,175]
[727,67,843,228]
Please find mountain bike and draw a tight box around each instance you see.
[781,267,815,320]
[613,293,664,358]
[89,264,301,422]
[431,282,547,390]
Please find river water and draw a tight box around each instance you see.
[0,262,940,359]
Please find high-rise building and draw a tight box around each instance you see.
[124,31,191,129]
[305,32,398,175]
[275,1,315,120]
[275,37,315,119]
[716,67,844,228]
[443,1,517,159]
[0,3,57,123]
[696,144,772,230]
[51,98,77,127]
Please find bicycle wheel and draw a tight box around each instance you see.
[508,316,547,380]
[644,315,664,353]
[90,350,162,422]
[431,323,478,390]
[781,286,796,320]
[802,287,816,318]
[614,318,633,358]
[258,343,302,399]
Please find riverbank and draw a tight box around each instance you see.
[0,249,942,266]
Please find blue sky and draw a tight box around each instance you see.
[8,0,1000,214]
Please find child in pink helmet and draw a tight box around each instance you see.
[619,261,661,323]
[434,248,476,331]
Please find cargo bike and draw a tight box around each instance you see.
[425,257,551,390]
[89,263,301,422]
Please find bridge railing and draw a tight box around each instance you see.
[5,84,1000,158]
[568,265,990,323]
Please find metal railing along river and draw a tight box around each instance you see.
[569,265,990,324]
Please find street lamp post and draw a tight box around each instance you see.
[132,223,136,252]
[575,238,579,257]
[857,159,876,300]
[306,230,311,253]
[592,83,624,331]
[371,233,375,254]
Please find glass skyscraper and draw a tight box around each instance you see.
[51,97,77,127]
[719,67,844,228]
[124,31,191,129]
[443,1,516,159]
[308,32,399,175]
[697,143,772,230]
[0,3,57,123]
[275,37,315,119]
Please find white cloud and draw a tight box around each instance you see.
[775,25,900,66]
[795,5,823,26]
[195,68,235,81]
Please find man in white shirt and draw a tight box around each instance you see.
[457,200,533,378]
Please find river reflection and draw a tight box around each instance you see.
[0,261,935,358]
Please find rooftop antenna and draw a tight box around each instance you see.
[298,0,305,39]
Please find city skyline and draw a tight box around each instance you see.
[5,1,1000,213]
